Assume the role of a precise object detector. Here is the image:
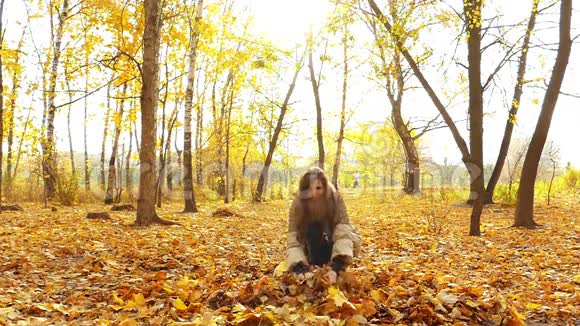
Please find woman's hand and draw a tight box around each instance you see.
[324,269,338,285]
[331,256,347,273]
[291,262,309,275]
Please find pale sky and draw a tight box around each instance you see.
[247,0,580,167]
[3,0,580,169]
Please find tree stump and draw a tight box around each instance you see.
[111,204,136,211]
[86,212,111,220]
[0,204,24,211]
[212,208,244,218]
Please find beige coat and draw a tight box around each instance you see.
[286,186,361,268]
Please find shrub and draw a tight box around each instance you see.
[495,183,518,206]
[55,173,79,206]
[561,168,580,194]
[438,187,468,203]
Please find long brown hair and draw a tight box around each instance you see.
[294,167,337,235]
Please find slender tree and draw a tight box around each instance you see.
[156,56,170,208]
[0,0,5,210]
[332,18,351,190]
[64,67,77,182]
[166,95,180,192]
[370,16,422,194]
[126,128,133,200]
[105,83,127,204]
[464,0,485,236]
[12,107,32,181]
[224,79,235,203]
[182,0,203,213]
[42,0,70,199]
[307,36,327,171]
[484,0,540,203]
[4,29,25,196]
[368,0,484,235]
[514,0,572,228]
[254,54,304,202]
[135,0,177,225]
[175,136,183,187]
[83,43,90,191]
[101,83,112,190]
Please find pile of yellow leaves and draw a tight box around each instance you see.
[0,194,578,325]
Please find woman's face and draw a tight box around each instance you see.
[309,178,325,200]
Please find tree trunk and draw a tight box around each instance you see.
[167,135,175,191]
[195,100,203,185]
[465,0,485,236]
[101,83,112,190]
[126,128,133,200]
[42,0,70,199]
[105,83,127,204]
[65,75,77,182]
[166,110,178,192]
[388,56,421,194]
[116,142,124,202]
[515,0,571,228]
[13,107,32,180]
[166,150,173,191]
[83,36,90,191]
[166,127,175,191]
[308,50,325,170]
[372,15,421,195]
[241,142,250,198]
[182,0,203,213]
[255,56,304,202]
[156,61,170,209]
[332,24,349,190]
[4,97,12,197]
[0,0,5,210]
[175,137,182,187]
[194,70,207,187]
[136,0,176,225]
[224,84,234,204]
[212,72,230,196]
[394,115,421,194]
[484,0,539,204]
[232,179,237,202]
[547,158,556,206]
[4,29,24,197]
[133,121,140,158]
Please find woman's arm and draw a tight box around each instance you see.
[287,197,308,269]
[331,193,361,268]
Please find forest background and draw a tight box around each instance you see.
[0,0,579,324]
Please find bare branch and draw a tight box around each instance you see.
[54,75,122,110]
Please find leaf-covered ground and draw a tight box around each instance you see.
[0,194,578,325]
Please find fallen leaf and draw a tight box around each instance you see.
[174,298,188,311]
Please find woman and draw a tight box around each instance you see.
[286,167,361,275]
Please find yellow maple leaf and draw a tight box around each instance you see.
[274,261,288,277]
[509,305,526,325]
[525,303,541,310]
[133,293,146,306]
[370,289,387,302]
[109,305,125,312]
[119,318,137,326]
[112,294,125,306]
[173,298,188,311]
[327,286,355,309]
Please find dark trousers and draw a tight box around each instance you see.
[305,222,333,266]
